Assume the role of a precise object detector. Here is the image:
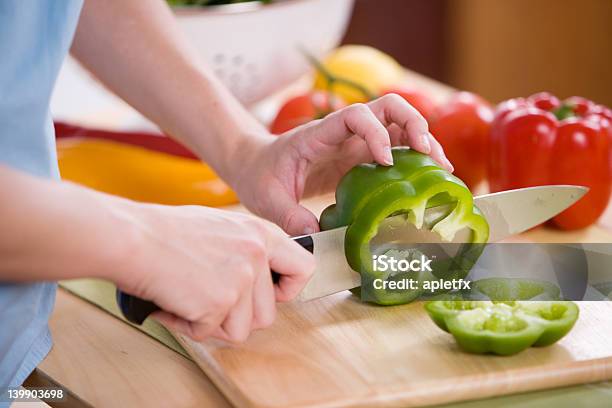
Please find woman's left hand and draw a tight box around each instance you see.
[232,94,453,236]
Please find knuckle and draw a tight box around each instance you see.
[207,293,225,310]
[382,93,404,105]
[213,289,238,310]
[226,289,241,308]
[234,264,255,288]
[347,103,368,116]
[227,329,250,344]
[341,103,368,122]
[242,238,267,260]
[183,309,203,322]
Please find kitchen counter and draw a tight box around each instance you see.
[36,225,612,408]
[35,62,612,407]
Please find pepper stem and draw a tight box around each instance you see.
[300,48,377,101]
[553,103,575,121]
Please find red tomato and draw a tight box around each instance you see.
[382,87,436,123]
[430,92,494,190]
[270,92,345,134]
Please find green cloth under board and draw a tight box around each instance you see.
[59,279,612,407]
[60,279,188,358]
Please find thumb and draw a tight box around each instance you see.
[267,190,320,236]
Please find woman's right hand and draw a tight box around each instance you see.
[108,201,315,343]
[0,166,314,344]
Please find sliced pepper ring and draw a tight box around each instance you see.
[517,301,579,346]
[424,300,496,332]
[445,307,545,356]
[320,148,489,305]
[425,300,580,355]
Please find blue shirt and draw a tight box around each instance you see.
[0,0,83,394]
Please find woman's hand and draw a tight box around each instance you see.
[0,165,314,344]
[113,202,314,342]
[232,94,453,236]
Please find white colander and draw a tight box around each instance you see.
[174,0,355,106]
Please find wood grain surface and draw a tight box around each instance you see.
[41,292,231,408]
[178,301,612,408]
[171,196,612,408]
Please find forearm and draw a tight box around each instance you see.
[70,0,270,186]
[0,165,134,283]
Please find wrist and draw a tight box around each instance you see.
[84,192,147,287]
[222,131,275,190]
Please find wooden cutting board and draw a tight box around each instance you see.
[174,197,612,408]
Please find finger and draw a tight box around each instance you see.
[386,121,430,154]
[368,94,431,154]
[152,311,216,342]
[309,104,393,166]
[261,222,315,302]
[389,125,453,172]
[387,124,406,146]
[428,133,454,172]
[251,261,277,331]
[265,186,320,236]
[218,282,254,343]
[210,326,232,343]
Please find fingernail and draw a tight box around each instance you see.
[445,159,454,172]
[421,133,432,153]
[383,146,394,166]
[303,226,315,235]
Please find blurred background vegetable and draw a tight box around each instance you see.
[488,92,611,230]
[312,45,403,104]
[270,91,345,134]
[56,128,238,207]
[430,92,493,190]
[51,0,612,231]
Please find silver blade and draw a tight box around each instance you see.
[297,185,587,301]
[473,185,588,242]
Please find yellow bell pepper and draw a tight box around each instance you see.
[57,138,238,206]
[313,45,404,104]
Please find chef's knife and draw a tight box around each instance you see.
[117,185,586,324]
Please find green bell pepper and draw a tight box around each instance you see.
[425,300,579,355]
[320,148,489,305]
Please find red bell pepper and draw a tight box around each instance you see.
[430,92,494,191]
[54,122,198,160]
[488,92,612,230]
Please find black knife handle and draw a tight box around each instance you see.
[116,234,314,325]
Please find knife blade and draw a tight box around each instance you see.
[117,185,586,324]
[297,185,587,301]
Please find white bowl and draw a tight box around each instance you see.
[174,0,355,106]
